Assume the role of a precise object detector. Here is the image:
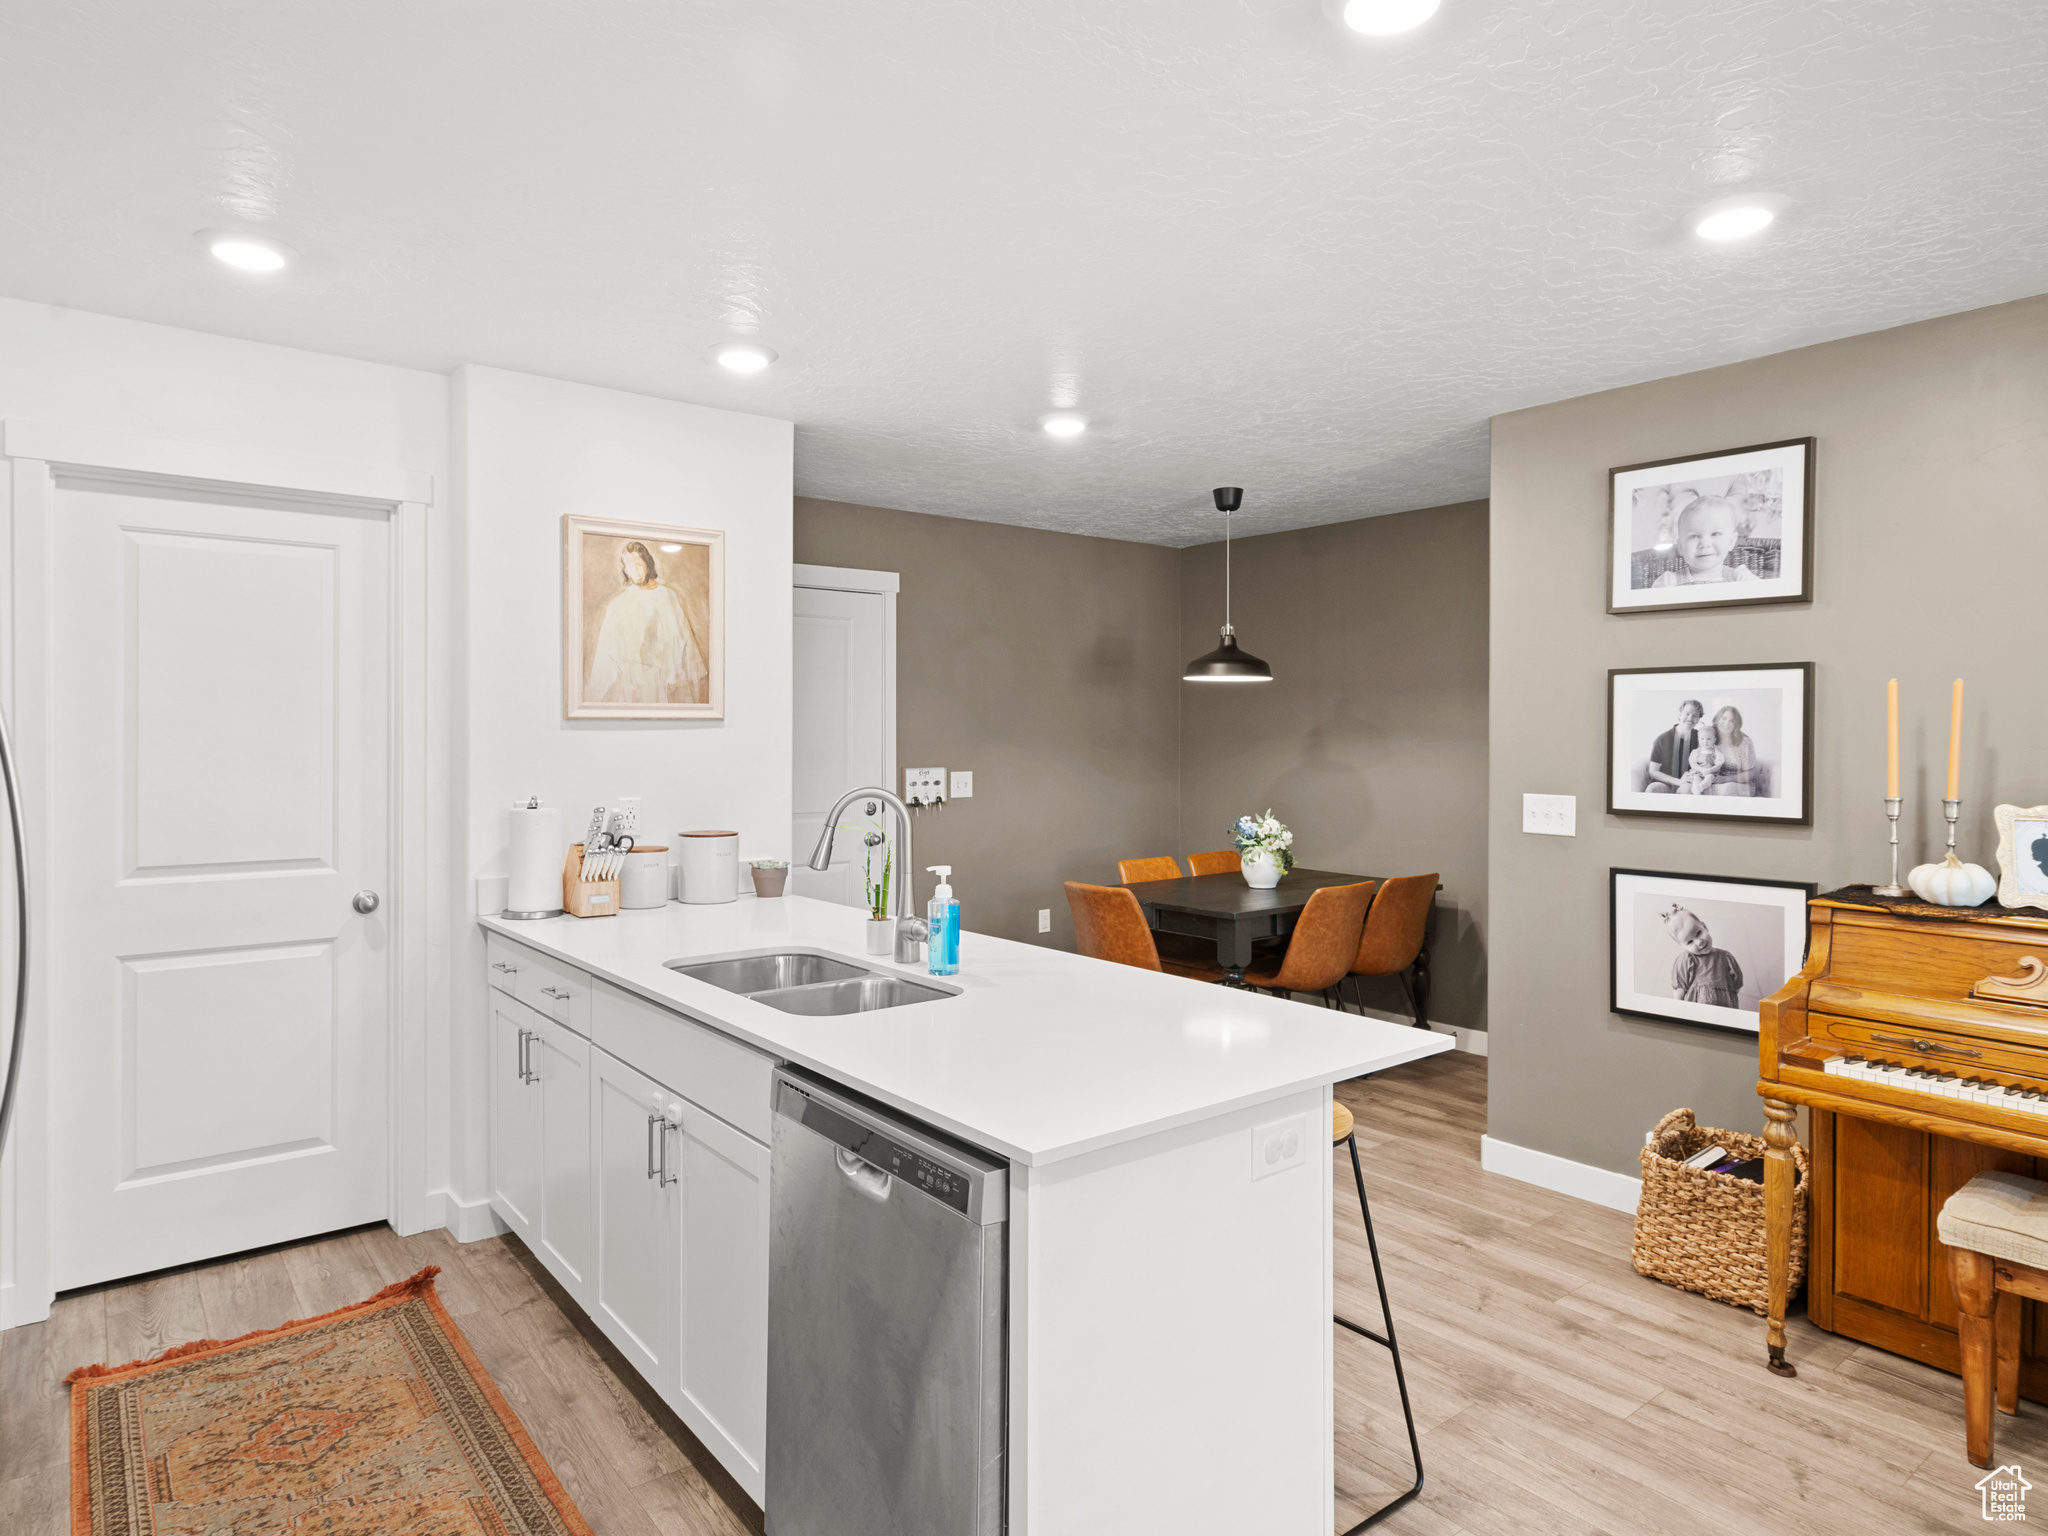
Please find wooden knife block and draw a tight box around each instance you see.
[563,844,621,919]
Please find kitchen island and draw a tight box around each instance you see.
[477,895,1449,1535]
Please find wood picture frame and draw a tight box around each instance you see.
[1608,437,1814,614]
[1994,804,2048,913]
[1608,662,1814,826]
[1610,868,1816,1035]
[563,513,725,720]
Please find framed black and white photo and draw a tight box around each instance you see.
[1610,869,1815,1035]
[1608,438,1813,613]
[1994,804,2048,913]
[1609,663,1813,825]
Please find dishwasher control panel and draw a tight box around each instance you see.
[774,1072,1007,1224]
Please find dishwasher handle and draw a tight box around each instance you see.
[834,1145,893,1203]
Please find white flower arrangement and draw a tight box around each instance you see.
[1232,810,1294,873]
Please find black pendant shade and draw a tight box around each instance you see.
[1182,627,1273,682]
[1184,486,1273,682]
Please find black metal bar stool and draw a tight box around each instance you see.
[1332,1097,1424,1531]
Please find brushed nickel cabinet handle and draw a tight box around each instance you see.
[647,1113,662,1181]
[540,986,570,1000]
[492,962,518,974]
[1868,1031,1983,1059]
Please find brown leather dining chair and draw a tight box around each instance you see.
[1343,873,1438,1028]
[1187,849,1240,876]
[1064,882,1225,984]
[1117,855,1183,884]
[1238,881,1377,1002]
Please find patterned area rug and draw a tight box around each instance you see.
[66,1266,593,1536]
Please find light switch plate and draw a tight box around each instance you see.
[1522,793,1576,836]
[950,770,974,798]
[1251,1114,1308,1181]
[905,767,946,807]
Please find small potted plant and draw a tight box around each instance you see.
[749,860,789,898]
[1232,811,1294,889]
[863,831,894,953]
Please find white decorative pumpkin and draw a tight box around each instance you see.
[1908,854,1996,907]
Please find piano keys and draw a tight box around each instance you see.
[1822,1056,2048,1116]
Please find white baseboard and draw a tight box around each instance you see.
[1480,1134,1641,1214]
[0,1278,53,1331]
[441,1191,511,1244]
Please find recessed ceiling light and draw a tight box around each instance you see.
[1694,205,1774,242]
[197,231,293,273]
[1041,413,1088,439]
[1342,0,1440,35]
[712,341,777,374]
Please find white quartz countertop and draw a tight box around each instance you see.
[479,895,1450,1166]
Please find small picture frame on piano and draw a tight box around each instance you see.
[1611,868,1817,1035]
[1608,662,1814,825]
[1993,804,2048,912]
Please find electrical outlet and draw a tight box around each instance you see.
[1522,793,1576,836]
[905,767,946,807]
[950,770,974,799]
[1037,908,1051,933]
[1251,1114,1308,1181]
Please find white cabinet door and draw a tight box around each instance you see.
[489,994,542,1239]
[532,1015,593,1301]
[676,1103,771,1498]
[593,1049,679,1391]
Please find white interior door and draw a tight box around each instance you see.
[791,578,892,906]
[48,477,391,1290]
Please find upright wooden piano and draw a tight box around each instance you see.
[1758,888,2048,1377]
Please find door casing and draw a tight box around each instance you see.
[0,419,435,1328]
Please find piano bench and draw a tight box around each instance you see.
[1942,1171,2048,1469]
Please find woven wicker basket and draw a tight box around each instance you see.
[1632,1107,1808,1316]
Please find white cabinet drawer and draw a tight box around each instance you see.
[593,980,773,1143]
[487,934,593,1037]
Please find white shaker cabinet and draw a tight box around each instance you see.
[488,993,543,1241]
[487,939,773,1504]
[676,1101,771,1486]
[591,1048,681,1391]
[488,992,595,1306]
[531,1016,593,1299]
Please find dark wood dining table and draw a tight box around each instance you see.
[1125,866,1438,1022]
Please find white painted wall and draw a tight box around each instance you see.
[450,365,793,1220]
[0,297,451,1322]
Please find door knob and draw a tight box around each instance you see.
[353,891,381,914]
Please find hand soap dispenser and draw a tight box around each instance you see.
[926,866,960,976]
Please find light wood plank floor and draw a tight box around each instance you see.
[3,1050,2037,1533]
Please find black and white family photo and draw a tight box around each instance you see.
[1609,870,1816,1033]
[1609,663,1813,824]
[1608,438,1813,613]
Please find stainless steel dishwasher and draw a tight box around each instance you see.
[766,1068,1007,1536]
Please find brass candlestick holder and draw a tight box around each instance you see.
[1874,796,1904,897]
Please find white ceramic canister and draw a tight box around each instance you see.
[678,830,740,904]
[620,844,670,909]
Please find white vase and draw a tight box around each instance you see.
[865,917,895,955]
[1242,852,1283,889]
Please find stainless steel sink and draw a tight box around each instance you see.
[668,952,867,995]
[665,949,956,1016]
[749,975,954,1016]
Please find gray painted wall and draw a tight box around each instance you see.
[794,497,1183,948]
[1178,503,1491,1031]
[1487,294,2048,1177]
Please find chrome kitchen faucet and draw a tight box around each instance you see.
[807,787,928,965]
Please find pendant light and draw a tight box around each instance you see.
[1183,486,1274,682]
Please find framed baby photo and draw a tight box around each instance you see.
[1994,804,2048,913]
[1610,869,1816,1035]
[1608,663,1814,825]
[563,513,725,720]
[1607,437,1814,613]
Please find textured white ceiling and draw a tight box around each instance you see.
[1,1,2043,545]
